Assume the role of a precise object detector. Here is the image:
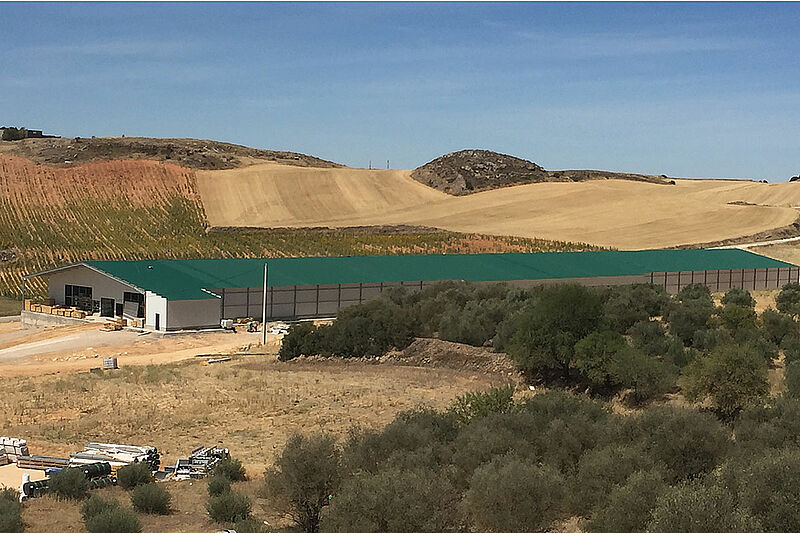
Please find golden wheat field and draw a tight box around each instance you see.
[197,162,800,249]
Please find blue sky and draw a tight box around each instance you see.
[2,2,799,179]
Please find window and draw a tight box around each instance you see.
[65,284,92,311]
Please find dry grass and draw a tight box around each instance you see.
[0,357,504,472]
[198,162,800,249]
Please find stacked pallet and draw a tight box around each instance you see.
[1,437,30,462]
[102,317,125,331]
[24,299,87,319]
[172,446,229,479]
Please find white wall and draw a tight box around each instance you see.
[146,291,167,331]
[48,265,143,310]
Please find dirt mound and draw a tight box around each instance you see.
[0,136,342,170]
[411,149,672,195]
[411,149,551,195]
[382,338,521,381]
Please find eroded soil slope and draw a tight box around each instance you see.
[198,162,800,250]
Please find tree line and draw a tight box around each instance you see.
[281,280,800,417]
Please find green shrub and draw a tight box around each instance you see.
[322,468,465,533]
[777,282,800,317]
[603,284,668,333]
[233,518,268,533]
[645,481,763,533]
[131,483,171,514]
[0,487,18,504]
[625,406,730,482]
[786,361,800,398]
[48,466,88,500]
[665,298,714,346]
[0,495,24,533]
[719,304,758,335]
[761,309,797,345]
[629,320,671,357]
[213,457,247,482]
[206,490,252,523]
[721,287,755,308]
[585,469,667,533]
[278,322,320,361]
[208,475,231,496]
[81,494,121,522]
[84,507,143,533]
[574,330,628,391]
[735,397,800,451]
[264,432,342,532]
[611,347,676,404]
[782,334,800,364]
[681,343,769,418]
[570,444,657,515]
[448,385,515,426]
[734,448,800,533]
[464,455,566,533]
[116,462,153,490]
[508,284,604,379]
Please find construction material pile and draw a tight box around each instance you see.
[70,442,160,471]
[24,299,87,319]
[21,462,115,499]
[0,437,29,465]
[171,446,229,480]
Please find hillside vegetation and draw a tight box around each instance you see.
[0,155,598,299]
[0,136,342,170]
[411,149,672,195]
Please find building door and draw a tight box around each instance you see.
[155,313,161,331]
[100,298,115,317]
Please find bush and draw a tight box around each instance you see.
[735,397,800,451]
[570,444,657,515]
[279,322,322,361]
[721,287,755,308]
[629,320,671,357]
[48,466,88,500]
[761,309,797,345]
[206,490,252,523]
[625,406,730,482]
[131,483,171,514]
[84,507,143,533]
[0,494,24,533]
[322,468,465,533]
[233,518,268,533]
[117,462,153,490]
[645,481,764,533]
[213,457,247,482]
[585,469,667,533]
[777,282,800,317]
[0,487,18,504]
[574,330,627,391]
[464,455,566,533]
[719,304,758,335]
[786,361,800,398]
[735,448,800,533]
[208,475,231,496]
[508,284,604,379]
[611,347,676,404]
[603,284,668,333]
[681,343,769,418]
[264,432,342,533]
[81,494,121,522]
[1,127,26,141]
[448,385,515,426]
[666,297,714,346]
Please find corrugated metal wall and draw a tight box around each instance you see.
[216,267,800,321]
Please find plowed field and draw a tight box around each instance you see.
[197,162,800,250]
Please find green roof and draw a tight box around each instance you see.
[83,249,796,301]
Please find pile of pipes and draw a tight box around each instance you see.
[16,454,69,470]
[21,462,115,500]
[70,442,160,471]
[0,437,29,466]
[171,446,229,480]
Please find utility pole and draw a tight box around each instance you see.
[386,160,389,169]
[261,262,269,345]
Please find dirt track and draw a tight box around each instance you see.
[197,162,800,249]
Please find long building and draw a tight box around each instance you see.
[23,249,798,331]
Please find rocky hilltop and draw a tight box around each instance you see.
[412,149,673,195]
[0,136,342,170]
